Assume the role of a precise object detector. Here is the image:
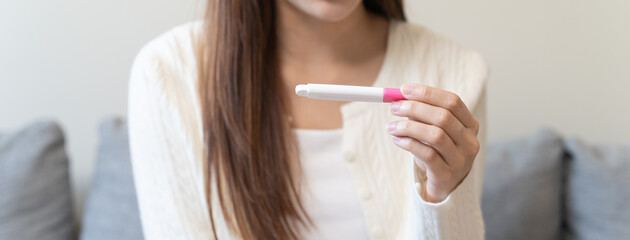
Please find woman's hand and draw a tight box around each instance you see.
[387,84,480,203]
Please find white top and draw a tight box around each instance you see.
[128,19,489,240]
[295,128,369,239]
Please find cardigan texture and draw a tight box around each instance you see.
[128,19,489,240]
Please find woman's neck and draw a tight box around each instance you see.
[277,2,390,130]
[276,2,389,76]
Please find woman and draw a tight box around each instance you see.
[128,0,488,239]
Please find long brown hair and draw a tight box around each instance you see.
[197,1,405,239]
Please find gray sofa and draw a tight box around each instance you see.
[1,119,629,240]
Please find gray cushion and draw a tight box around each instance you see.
[564,138,630,240]
[482,128,564,240]
[0,120,74,240]
[80,118,144,240]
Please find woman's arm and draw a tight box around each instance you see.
[128,47,213,240]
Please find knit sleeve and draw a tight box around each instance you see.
[412,90,487,239]
[127,42,213,240]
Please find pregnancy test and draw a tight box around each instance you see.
[295,83,406,102]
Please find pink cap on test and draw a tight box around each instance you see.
[383,88,406,102]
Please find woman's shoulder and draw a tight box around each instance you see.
[392,20,488,67]
[390,20,489,109]
[130,21,204,92]
[135,20,204,61]
[128,21,205,137]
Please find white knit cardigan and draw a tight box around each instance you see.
[128,20,489,240]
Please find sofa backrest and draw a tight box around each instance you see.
[79,118,143,240]
[3,118,628,240]
[483,128,565,240]
[0,120,75,240]
[563,138,630,239]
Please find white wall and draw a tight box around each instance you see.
[1,0,628,220]
[0,0,202,217]
[406,0,630,143]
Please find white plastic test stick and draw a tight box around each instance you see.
[295,83,406,102]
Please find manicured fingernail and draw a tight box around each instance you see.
[402,85,414,95]
[387,122,397,133]
[390,102,401,112]
[392,136,401,142]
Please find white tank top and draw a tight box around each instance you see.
[294,128,369,240]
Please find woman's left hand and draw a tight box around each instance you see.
[387,83,480,203]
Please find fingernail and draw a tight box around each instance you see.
[402,85,414,95]
[392,136,411,145]
[387,122,397,133]
[390,102,401,112]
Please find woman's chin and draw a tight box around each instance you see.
[286,0,363,22]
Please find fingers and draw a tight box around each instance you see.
[387,120,461,166]
[391,136,448,174]
[388,84,481,203]
[400,84,479,133]
[390,100,468,145]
